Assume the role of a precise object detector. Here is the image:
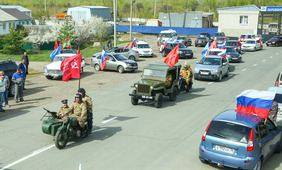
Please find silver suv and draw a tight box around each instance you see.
[107,47,139,61]
[194,56,229,81]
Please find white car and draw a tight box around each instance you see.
[44,53,85,79]
[132,41,153,57]
[241,38,262,51]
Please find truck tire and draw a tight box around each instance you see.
[169,87,177,101]
[131,90,138,105]
[154,93,162,108]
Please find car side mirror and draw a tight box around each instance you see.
[196,61,199,64]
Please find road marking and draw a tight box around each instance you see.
[79,164,82,170]
[208,82,213,85]
[1,144,55,170]
[262,60,266,62]
[253,64,257,66]
[276,53,279,55]
[242,69,247,71]
[270,56,273,58]
[101,116,117,124]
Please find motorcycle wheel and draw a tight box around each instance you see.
[55,130,68,149]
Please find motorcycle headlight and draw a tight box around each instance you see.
[212,69,220,72]
[62,116,69,123]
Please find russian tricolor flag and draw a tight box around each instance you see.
[236,89,276,119]
[131,38,137,48]
[242,34,249,41]
[218,38,226,50]
[217,50,226,58]
[101,50,109,70]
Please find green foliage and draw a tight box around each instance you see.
[1,26,27,55]
[59,21,76,42]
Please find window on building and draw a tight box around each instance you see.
[9,23,11,28]
[240,16,248,24]
[3,23,6,30]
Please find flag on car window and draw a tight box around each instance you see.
[101,50,109,70]
[157,36,163,45]
[218,39,226,50]
[123,42,131,51]
[201,42,209,58]
[131,38,137,48]
[164,43,179,67]
[217,50,227,58]
[59,39,71,49]
[60,54,81,82]
[50,45,61,61]
[236,89,276,119]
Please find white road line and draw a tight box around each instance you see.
[262,60,266,62]
[1,144,55,170]
[270,56,273,58]
[276,53,279,55]
[242,69,247,71]
[253,64,257,66]
[208,82,213,85]
[79,164,82,170]
[101,116,117,124]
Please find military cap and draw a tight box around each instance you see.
[61,99,68,104]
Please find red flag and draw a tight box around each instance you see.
[60,54,81,82]
[259,38,262,47]
[164,43,179,67]
[209,39,217,49]
[123,42,130,51]
[78,47,81,54]
[54,40,58,50]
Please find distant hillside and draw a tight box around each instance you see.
[1,0,282,21]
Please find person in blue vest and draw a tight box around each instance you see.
[12,67,24,103]
[19,58,27,90]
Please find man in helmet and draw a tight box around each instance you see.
[57,99,72,118]
[69,93,87,136]
[78,88,93,133]
[180,64,193,91]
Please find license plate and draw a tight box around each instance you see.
[200,71,209,75]
[215,145,235,154]
[133,66,137,69]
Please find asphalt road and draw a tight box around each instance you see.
[1,45,282,170]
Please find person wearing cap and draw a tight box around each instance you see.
[180,64,194,91]
[78,88,93,133]
[12,67,24,103]
[0,71,10,107]
[69,93,87,129]
[57,99,72,118]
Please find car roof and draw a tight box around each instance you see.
[267,87,282,94]
[214,110,262,128]
[136,40,148,44]
[209,48,224,52]
[144,62,181,71]
[55,53,76,57]
[204,55,223,59]
[160,29,176,33]
[226,40,239,42]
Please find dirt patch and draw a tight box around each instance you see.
[118,34,131,41]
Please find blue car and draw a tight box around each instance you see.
[199,110,282,170]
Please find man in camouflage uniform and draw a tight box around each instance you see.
[78,88,93,133]
[180,64,194,91]
[57,99,72,118]
[69,94,87,130]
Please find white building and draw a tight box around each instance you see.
[217,5,260,37]
[67,6,111,22]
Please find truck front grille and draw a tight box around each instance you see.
[138,85,150,93]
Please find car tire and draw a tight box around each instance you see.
[254,47,256,51]
[131,90,138,105]
[226,69,229,77]
[80,67,84,74]
[8,83,15,97]
[94,64,100,71]
[169,87,177,101]
[154,93,163,108]
[118,66,124,73]
[128,55,135,61]
[217,73,222,82]
[275,137,282,153]
[253,158,262,170]
[162,51,166,57]
[195,44,198,47]
[45,76,53,80]
[276,43,279,47]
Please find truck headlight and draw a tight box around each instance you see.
[212,69,219,72]
[135,84,138,88]
[150,86,153,90]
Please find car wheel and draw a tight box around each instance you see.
[128,55,135,61]
[254,47,256,51]
[94,64,100,71]
[253,158,262,170]
[45,76,53,80]
[169,87,177,101]
[217,73,222,82]
[8,83,15,97]
[131,90,138,105]
[162,51,166,57]
[154,93,163,108]
[276,43,279,47]
[118,66,124,73]
[195,44,198,47]
[80,67,84,74]
[226,69,229,77]
[275,137,282,153]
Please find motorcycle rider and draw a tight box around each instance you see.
[57,99,72,118]
[69,93,87,137]
[78,88,93,133]
[180,64,194,91]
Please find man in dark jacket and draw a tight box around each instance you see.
[22,52,29,74]
[19,58,27,90]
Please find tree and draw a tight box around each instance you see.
[58,21,76,42]
[1,26,26,54]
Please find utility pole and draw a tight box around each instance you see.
[154,0,156,18]
[113,0,117,47]
[45,0,47,12]
[130,0,135,41]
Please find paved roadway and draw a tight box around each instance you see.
[1,46,282,170]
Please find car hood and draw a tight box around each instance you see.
[227,52,240,57]
[196,64,221,70]
[267,39,278,43]
[243,44,255,47]
[45,61,62,70]
[124,60,137,64]
[179,48,192,51]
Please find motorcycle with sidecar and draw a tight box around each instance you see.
[41,108,90,149]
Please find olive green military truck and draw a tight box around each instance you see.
[129,63,181,108]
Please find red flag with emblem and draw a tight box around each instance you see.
[209,39,217,49]
[60,54,81,82]
[164,43,179,67]
[54,40,58,50]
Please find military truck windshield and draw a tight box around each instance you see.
[143,69,166,78]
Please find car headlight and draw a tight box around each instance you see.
[212,69,220,72]
[135,84,138,88]
[150,86,153,90]
[126,63,131,66]
[44,67,48,73]
[179,51,183,54]
[194,68,199,72]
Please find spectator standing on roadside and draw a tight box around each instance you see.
[0,75,5,112]
[22,52,29,74]
[19,58,27,90]
[12,68,24,103]
[0,71,10,107]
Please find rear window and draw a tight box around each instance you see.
[226,42,238,46]
[207,121,251,144]
[275,93,282,103]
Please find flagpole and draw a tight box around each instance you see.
[78,46,81,90]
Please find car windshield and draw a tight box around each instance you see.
[226,42,238,46]
[207,120,251,144]
[200,33,207,36]
[159,33,172,38]
[63,50,76,54]
[208,51,223,56]
[143,69,166,78]
[114,54,127,61]
[245,40,255,44]
[53,56,69,61]
[271,37,279,41]
[214,33,222,36]
[199,58,221,65]
[137,44,150,48]
[226,48,235,53]
[269,24,278,28]
[170,43,185,48]
[217,37,225,41]
[198,37,207,40]
[177,37,185,40]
